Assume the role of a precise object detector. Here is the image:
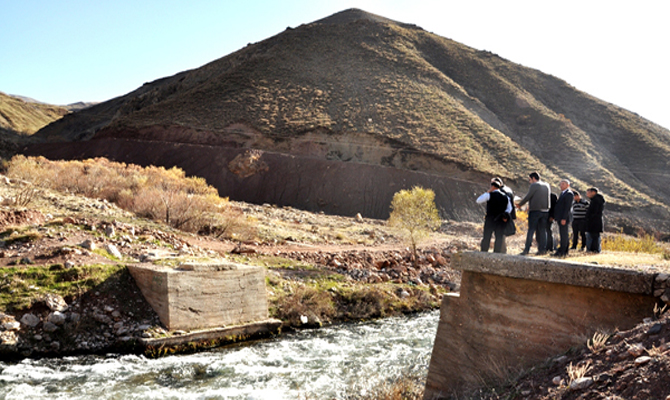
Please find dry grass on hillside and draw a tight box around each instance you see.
[5,155,254,238]
[0,92,68,135]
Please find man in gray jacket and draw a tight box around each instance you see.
[517,172,551,255]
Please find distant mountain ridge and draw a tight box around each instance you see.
[24,9,670,229]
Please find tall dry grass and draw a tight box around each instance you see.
[601,232,665,254]
[6,155,254,238]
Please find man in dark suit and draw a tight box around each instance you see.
[552,179,574,256]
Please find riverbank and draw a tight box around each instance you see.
[0,174,467,360]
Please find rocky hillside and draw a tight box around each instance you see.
[24,9,670,228]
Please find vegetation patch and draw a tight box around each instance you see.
[5,155,255,237]
[0,263,124,311]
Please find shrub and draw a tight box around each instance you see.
[601,232,665,254]
[388,186,440,267]
[273,285,336,326]
[6,155,252,236]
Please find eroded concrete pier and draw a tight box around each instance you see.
[128,261,269,331]
[424,252,659,399]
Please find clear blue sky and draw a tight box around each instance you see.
[2,0,669,129]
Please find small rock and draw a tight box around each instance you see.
[68,312,80,323]
[80,239,96,251]
[105,225,115,237]
[64,261,75,269]
[105,244,122,258]
[569,377,593,391]
[20,313,40,328]
[647,323,662,335]
[33,334,43,341]
[141,332,152,338]
[60,247,76,255]
[137,324,151,331]
[554,355,568,364]
[2,321,21,331]
[552,376,562,385]
[20,257,33,265]
[627,343,645,357]
[0,331,18,346]
[656,273,669,283]
[300,315,308,324]
[635,356,652,366]
[398,290,410,299]
[45,293,68,312]
[47,311,66,326]
[355,213,363,222]
[42,322,59,333]
[104,306,114,313]
[111,311,121,318]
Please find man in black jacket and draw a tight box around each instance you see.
[552,179,574,256]
[585,187,605,253]
[476,179,512,253]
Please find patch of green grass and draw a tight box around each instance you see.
[0,264,125,311]
[0,228,43,245]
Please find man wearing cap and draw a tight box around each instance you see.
[476,178,512,253]
[517,172,551,255]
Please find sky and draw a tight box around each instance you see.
[1,0,669,129]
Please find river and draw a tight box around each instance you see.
[0,310,439,400]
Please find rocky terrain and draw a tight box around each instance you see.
[0,173,471,360]
[477,312,670,400]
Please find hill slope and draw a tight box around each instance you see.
[26,9,670,227]
[0,92,69,135]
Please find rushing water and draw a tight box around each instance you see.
[0,311,439,400]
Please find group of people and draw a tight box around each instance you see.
[477,172,606,256]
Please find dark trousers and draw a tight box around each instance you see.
[556,221,570,255]
[571,219,587,249]
[545,219,555,251]
[586,232,602,252]
[524,211,548,254]
[481,218,506,253]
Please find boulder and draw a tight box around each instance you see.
[43,322,59,333]
[20,313,40,328]
[47,311,66,326]
[45,293,68,312]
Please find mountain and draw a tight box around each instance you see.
[24,9,670,230]
[0,92,72,160]
[0,91,69,135]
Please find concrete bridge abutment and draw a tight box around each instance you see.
[424,252,660,399]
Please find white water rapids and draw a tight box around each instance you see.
[0,311,439,400]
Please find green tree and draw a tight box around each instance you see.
[388,186,441,267]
